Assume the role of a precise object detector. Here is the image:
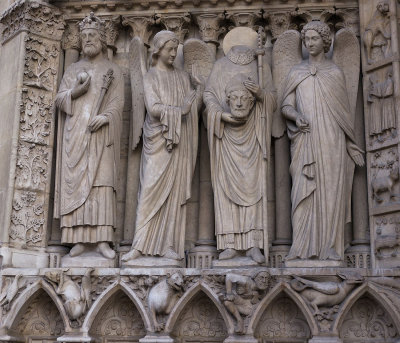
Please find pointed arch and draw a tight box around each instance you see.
[165,281,235,334]
[5,279,70,332]
[333,282,400,335]
[82,280,152,333]
[248,281,318,336]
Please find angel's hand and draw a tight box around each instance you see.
[191,64,205,87]
[346,141,365,167]
[244,80,263,100]
[88,115,109,132]
[182,90,196,115]
[71,76,91,100]
[296,114,310,133]
[221,112,246,125]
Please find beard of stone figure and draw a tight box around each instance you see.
[254,272,269,291]
[156,39,178,69]
[227,88,255,120]
[81,28,104,59]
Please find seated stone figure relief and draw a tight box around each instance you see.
[54,12,124,265]
[204,27,276,267]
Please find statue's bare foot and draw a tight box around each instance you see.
[246,247,265,264]
[97,242,116,259]
[121,249,142,262]
[69,243,86,257]
[219,248,237,260]
[163,248,180,260]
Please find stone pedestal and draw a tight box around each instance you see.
[187,244,218,268]
[139,335,174,343]
[122,257,185,268]
[285,260,345,268]
[212,257,259,268]
[308,336,343,343]
[223,335,257,343]
[61,253,117,268]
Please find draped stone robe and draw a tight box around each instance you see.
[282,61,356,261]
[54,58,124,244]
[131,67,198,259]
[204,47,276,255]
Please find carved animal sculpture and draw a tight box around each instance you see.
[375,234,400,257]
[372,162,399,203]
[290,273,363,315]
[363,0,391,64]
[148,272,184,332]
[45,268,93,322]
[0,274,22,311]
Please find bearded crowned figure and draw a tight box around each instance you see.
[122,31,204,263]
[204,27,276,264]
[277,21,364,264]
[54,13,124,260]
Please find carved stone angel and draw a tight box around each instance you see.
[122,31,207,265]
[274,21,364,265]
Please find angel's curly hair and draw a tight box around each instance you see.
[301,21,332,53]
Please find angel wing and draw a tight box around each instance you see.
[129,36,148,150]
[272,30,302,138]
[183,38,215,84]
[332,28,360,125]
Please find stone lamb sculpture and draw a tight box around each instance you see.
[372,161,399,203]
[290,272,363,315]
[148,271,184,331]
[45,268,93,323]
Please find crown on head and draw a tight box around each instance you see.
[79,12,105,33]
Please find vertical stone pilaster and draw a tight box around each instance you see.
[0,0,64,268]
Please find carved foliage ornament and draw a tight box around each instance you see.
[0,0,64,43]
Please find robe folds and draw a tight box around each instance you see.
[281,61,356,261]
[54,59,124,244]
[204,52,276,254]
[131,67,198,259]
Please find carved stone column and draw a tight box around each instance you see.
[104,15,121,61]
[187,13,225,268]
[120,15,155,255]
[226,11,261,30]
[358,0,400,269]
[0,0,65,268]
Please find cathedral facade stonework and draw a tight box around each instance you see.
[0,1,399,343]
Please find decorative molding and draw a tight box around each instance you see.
[122,15,155,46]
[155,13,191,43]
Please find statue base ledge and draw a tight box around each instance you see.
[139,335,174,343]
[308,336,342,343]
[61,253,116,268]
[212,256,261,268]
[285,259,344,268]
[122,257,185,268]
[223,335,258,343]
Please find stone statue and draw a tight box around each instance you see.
[219,271,270,334]
[122,30,204,264]
[368,69,396,142]
[45,268,93,324]
[54,13,124,261]
[363,0,391,64]
[148,271,184,331]
[0,274,23,311]
[277,22,364,265]
[204,27,276,265]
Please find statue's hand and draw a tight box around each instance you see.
[221,112,246,125]
[88,115,109,132]
[71,76,91,100]
[191,64,205,87]
[225,293,235,302]
[244,80,263,100]
[181,90,196,115]
[346,141,365,167]
[296,114,310,133]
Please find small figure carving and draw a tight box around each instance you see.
[372,160,399,203]
[0,274,23,311]
[290,272,363,316]
[219,271,271,334]
[368,70,396,142]
[363,0,391,64]
[45,268,93,324]
[148,271,184,331]
[54,12,124,261]
[375,234,400,258]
